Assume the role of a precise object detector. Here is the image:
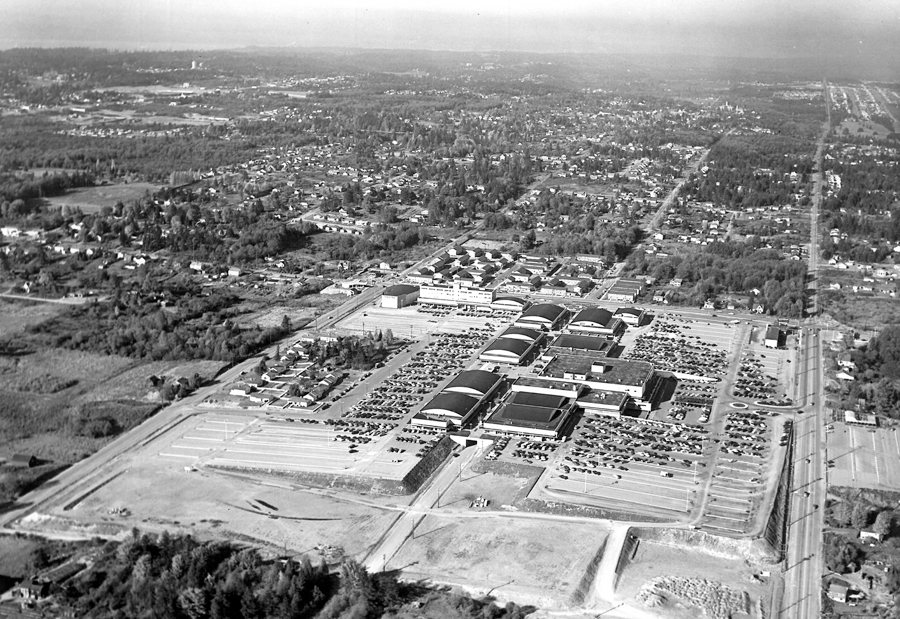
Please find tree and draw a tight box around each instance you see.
[852,501,871,530]
[520,229,536,251]
[825,535,862,573]
[836,500,854,527]
[255,358,268,376]
[875,510,893,540]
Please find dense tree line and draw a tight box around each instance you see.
[314,223,432,262]
[0,170,95,205]
[25,282,287,362]
[52,530,533,619]
[298,330,394,372]
[845,326,900,418]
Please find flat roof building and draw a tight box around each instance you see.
[541,352,655,400]
[482,392,577,439]
[381,284,420,309]
[605,278,645,303]
[765,325,781,348]
[420,282,496,307]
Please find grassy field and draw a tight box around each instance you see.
[0,349,223,463]
[44,182,161,213]
[237,296,344,331]
[0,535,44,578]
[0,298,68,336]
[0,297,225,494]
[837,120,893,138]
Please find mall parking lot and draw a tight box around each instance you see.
[532,415,713,515]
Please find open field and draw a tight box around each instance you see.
[43,182,161,213]
[0,298,68,337]
[0,342,221,466]
[389,515,609,609]
[827,424,900,490]
[837,119,892,138]
[0,535,44,578]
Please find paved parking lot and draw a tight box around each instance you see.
[158,306,521,482]
[526,415,711,517]
[827,424,900,489]
[622,315,734,380]
[700,409,781,536]
[159,415,398,476]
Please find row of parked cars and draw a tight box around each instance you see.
[559,416,710,477]
[733,354,779,400]
[627,328,727,378]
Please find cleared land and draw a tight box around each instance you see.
[616,532,773,619]
[389,515,609,609]
[62,455,398,559]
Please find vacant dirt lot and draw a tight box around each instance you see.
[389,515,609,609]
[617,534,771,619]
[67,461,397,560]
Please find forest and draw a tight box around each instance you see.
[53,530,533,619]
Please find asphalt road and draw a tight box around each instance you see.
[361,445,480,572]
[783,326,824,619]
[781,88,829,618]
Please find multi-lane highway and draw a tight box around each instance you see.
[783,326,825,619]
[781,79,830,619]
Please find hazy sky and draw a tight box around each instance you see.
[2,0,899,63]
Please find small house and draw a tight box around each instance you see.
[17,578,49,600]
[828,580,850,603]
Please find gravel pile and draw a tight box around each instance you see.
[636,576,750,619]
